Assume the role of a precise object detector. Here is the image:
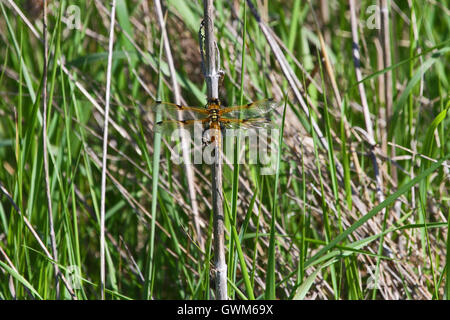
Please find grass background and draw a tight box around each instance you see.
[0,0,449,299]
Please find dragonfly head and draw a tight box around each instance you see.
[207,98,220,106]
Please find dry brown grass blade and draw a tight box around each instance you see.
[153,0,203,250]
[380,0,396,183]
[99,0,116,300]
[348,0,385,210]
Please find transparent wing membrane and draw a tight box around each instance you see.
[220,118,276,130]
[153,119,208,135]
[151,101,208,120]
[220,98,282,119]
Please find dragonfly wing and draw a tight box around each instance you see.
[220,98,282,119]
[151,101,208,120]
[220,118,276,132]
[154,119,208,136]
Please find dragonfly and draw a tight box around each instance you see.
[151,98,281,140]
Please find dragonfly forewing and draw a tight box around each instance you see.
[151,101,208,120]
[154,119,208,136]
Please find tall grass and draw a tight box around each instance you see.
[0,0,449,299]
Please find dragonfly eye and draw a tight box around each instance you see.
[208,98,220,105]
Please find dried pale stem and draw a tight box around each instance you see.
[319,0,330,44]
[154,0,203,249]
[380,0,396,183]
[100,0,116,300]
[42,0,60,299]
[349,0,385,206]
[203,0,227,300]
[211,135,227,300]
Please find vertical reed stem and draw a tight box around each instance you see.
[43,0,60,299]
[202,0,227,300]
[100,0,117,300]
[380,0,396,183]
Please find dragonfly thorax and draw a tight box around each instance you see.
[206,98,220,121]
[208,107,220,122]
